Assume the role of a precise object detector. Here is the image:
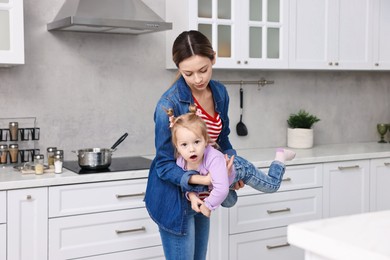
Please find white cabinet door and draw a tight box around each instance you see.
[372,0,390,69]
[166,0,289,69]
[289,0,373,70]
[370,158,390,211]
[323,160,370,218]
[71,246,165,260]
[230,188,323,234]
[7,187,48,260]
[0,191,5,224]
[230,227,304,260]
[49,208,160,260]
[0,224,5,260]
[0,0,24,66]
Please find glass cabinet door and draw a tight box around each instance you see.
[197,0,233,59]
[0,1,10,51]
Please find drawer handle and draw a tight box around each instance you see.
[282,177,291,182]
[338,165,359,170]
[116,226,146,234]
[267,208,291,214]
[384,163,390,166]
[116,192,145,199]
[26,195,32,200]
[266,242,290,250]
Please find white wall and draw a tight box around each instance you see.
[0,0,389,161]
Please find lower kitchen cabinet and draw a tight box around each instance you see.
[7,187,48,260]
[370,158,390,211]
[323,160,370,218]
[48,179,161,260]
[0,224,5,260]
[230,227,304,260]
[49,208,160,260]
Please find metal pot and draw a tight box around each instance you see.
[74,133,128,170]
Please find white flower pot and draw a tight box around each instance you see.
[287,128,314,149]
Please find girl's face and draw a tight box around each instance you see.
[178,55,215,94]
[175,126,207,166]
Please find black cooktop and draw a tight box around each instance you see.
[63,156,153,174]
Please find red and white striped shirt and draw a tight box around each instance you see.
[193,97,222,144]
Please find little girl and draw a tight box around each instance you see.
[167,105,296,217]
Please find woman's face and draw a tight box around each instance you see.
[178,55,215,93]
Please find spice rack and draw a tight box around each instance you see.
[0,117,40,165]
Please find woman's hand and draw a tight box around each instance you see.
[233,180,245,190]
[199,204,211,218]
[188,192,203,212]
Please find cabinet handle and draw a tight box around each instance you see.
[244,61,248,64]
[267,208,291,214]
[384,162,390,166]
[328,62,333,66]
[335,62,339,66]
[375,63,379,66]
[237,61,241,64]
[282,177,291,182]
[266,242,290,250]
[116,192,145,198]
[115,226,146,234]
[26,195,32,200]
[337,165,359,170]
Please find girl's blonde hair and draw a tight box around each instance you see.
[167,105,210,148]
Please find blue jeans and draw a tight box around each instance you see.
[159,209,210,260]
[222,156,286,207]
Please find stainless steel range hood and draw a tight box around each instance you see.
[47,0,172,34]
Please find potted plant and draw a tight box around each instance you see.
[287,109,320,148]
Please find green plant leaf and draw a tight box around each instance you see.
[287,109,320,129]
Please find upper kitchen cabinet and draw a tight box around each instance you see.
[289,0,373,70]
[0,0,24,66]
[372,0,390,70]
[166,0,289,69]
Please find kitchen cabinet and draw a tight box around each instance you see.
[0,191,5,260]
[369,158,390,211]
[166,0,289,69]
[323,160,370,218]
[289,0,373,70]
[372,0,390,69]
[0,0,24,66]
[48,179,162,260]
[226,163,323,260]
[7,188,48,260]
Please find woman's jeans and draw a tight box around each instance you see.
[222,156,286,208]
[159,209,210,260]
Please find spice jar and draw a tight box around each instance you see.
[8,144,18,163]
[0,144,8,164]
[54,149,64,160]
[34,154,44,175]
[9,122,18,141]
[54,154,63,174]
[47,147,57,168]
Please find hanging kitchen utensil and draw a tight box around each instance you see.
[236,84,248,136]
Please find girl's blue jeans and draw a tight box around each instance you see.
[159,208,210,260]
[221,156,286,208]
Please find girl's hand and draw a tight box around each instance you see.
[199,204,211,218]
[225,154,234,176]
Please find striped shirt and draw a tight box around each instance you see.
[193,96,222,144]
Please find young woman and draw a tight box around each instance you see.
[145,30,292,259]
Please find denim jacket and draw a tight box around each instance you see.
[145,76,237,235]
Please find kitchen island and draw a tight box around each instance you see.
[287,210,390,260]
[1,142,390,260]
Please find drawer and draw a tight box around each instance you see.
[237,163,323,196]
[49,207,160,260]
[0,191,5,223]
[76,246,164,260]
[229,227,304,260]
[230,188,322,234]
[0,224,5,260]
[49,179,147,217]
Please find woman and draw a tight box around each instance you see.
[145,30,242,260]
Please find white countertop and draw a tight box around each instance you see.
[1,142,390,190]
[287,210,390,260]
